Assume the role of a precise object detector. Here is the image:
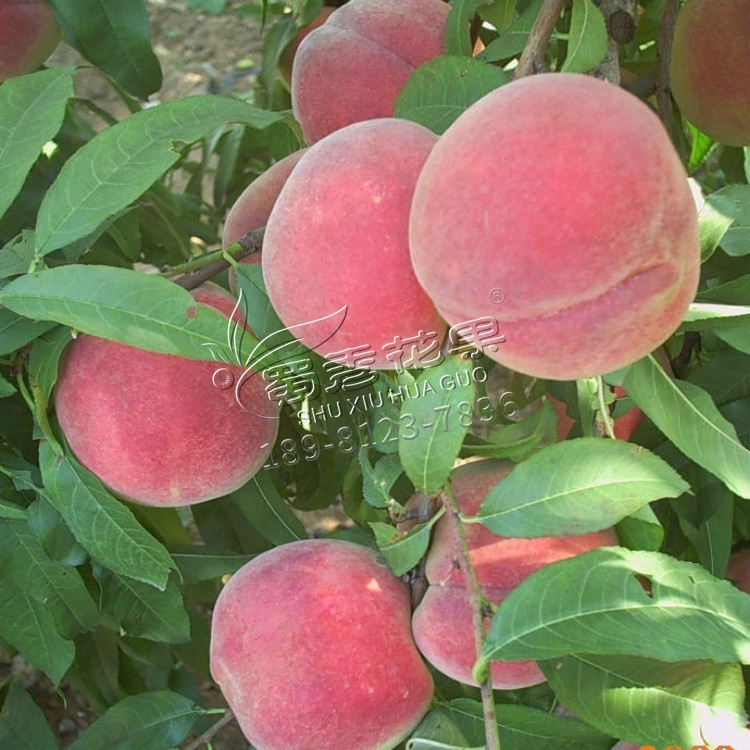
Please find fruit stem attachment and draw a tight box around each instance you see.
[167,226,265,290]
[595,375,616,439]
[514,0,567,79]
[442,481,502,750]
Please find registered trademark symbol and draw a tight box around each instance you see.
[212,368,234,390]
[489,288,505,304]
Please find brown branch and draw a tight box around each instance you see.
[442,483,502,750]
[182,708,236,750]
[656,0,680,132]
[514,0,567,79]
[171,226,265,290]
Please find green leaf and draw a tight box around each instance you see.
[475,438,690,537]
[699,190,738,261]
[623,354,750,499]
[359,450,403,509]
[477,547,750,678]
[396,56,508,135]
[35,96,286,255]
[0,230,36,280]
[0,577,74,686]
[370,508,444,577]
[0,518,99,638]
[231,472,307,546]
[39,443,175,590]
[540,654,748,748]
[476,0,544,62]
[93,568,189,644]
[0,68,74,223]
[615,503,664,552]
[444,0,482,56]
[0,308,57,356]
[680,301,750,332]
[460,399,556,461]
[66,691,202,750]
[0,265,240,361]
[48,0,161,99]
[0,374,15,399]
[560,0,608,73]
[169,545,254,584]
[0,681,59,750]
[399,357,476,495]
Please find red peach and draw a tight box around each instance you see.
[670,0,750,146]
[0,0,62,82]
[221,149,308,265]
[411,459,617,689]
[209,538,434,750]
[409,72,700,381]
[279,6,336,88]
[263,117,446,370]
[291,0,449,143]
[54,283,279,506]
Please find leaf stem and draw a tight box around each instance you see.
[442,481,502,750]
[595,376,616,439]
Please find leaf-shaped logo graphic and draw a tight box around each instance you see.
[234,305,349,416]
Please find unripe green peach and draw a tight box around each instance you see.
[210,538,434,750]
[0,0,62,82]
[670,0,750,146]
[409,73,700,381]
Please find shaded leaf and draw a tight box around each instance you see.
[0,681,58,750]
[0,68,74,222]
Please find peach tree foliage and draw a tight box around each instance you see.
[0,0,749,748]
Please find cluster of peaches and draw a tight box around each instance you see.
[7,0,750,747]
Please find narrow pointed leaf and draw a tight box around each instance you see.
[561,0,608,73]
[624,354,750,499]
[399,357,476,495]
[40,443,174,590]
[475,438,690,537]
[477,547,750,678]
[0,68,74,222]
[0,265,241,361]
[0,681,58,750]
[66,691,202,750]
[35,96,286,255]
[540,654,748,748]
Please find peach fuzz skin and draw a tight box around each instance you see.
[409,72,700,381]
[54,284,279,507]
[0,0,62,82]
[411,459,618,689]
[209,539,434,750]
[291,0,449,143]
[670,0,750,146]
[221,149,308,260]
[263,117,446,370]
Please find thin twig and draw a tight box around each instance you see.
[171,226,265,290]
[514,0,567,79]
[442,483,502,750]
[182,708,236,750]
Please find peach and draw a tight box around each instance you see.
[209,538,434,750]
[670,0,750,146]
[409,72,701,381]
[279,6,336,88]
[221,149,308,264]
[0,0,62,82]
[411,459,618,689]
[54,283,279,506]
[263,117,446,370]
[291,0,450,143]
[727,548,750,593]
